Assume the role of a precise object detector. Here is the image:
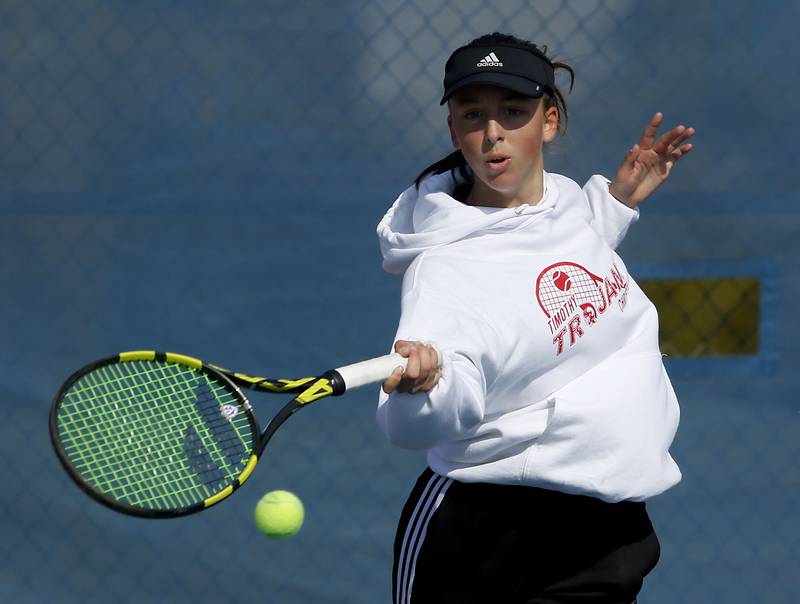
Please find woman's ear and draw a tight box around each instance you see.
[448,114,460,149]
[543,104,559,143]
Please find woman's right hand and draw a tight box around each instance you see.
[382,340,442,395]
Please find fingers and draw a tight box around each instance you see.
[669,127,695,163]
[674,142,693,158]
[401,342,439,394]
[400,340,421,380]
[418,345,442,390]
[639,112,696,157]
[666,142,693,167]
[653,124,696,157]
[670,126,695,149]
[638,112,663,149]
[623,143,640,169]
[381,365,404,394]
[610,115,695,207]
[384,340,442,395]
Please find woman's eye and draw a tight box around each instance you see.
[464,111,481,120]
[505,108,524,117]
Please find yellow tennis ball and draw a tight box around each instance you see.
[254,490,304,540]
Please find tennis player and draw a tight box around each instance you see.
[376,32,694,604]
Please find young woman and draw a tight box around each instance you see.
[376,32,694,604]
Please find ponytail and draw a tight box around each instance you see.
[413,150,473,198]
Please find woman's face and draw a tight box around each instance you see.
[447,84,558,206]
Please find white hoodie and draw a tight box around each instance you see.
[376,170,681,503]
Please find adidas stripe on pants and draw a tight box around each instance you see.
[392,467,660,603]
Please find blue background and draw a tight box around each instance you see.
[2,1,798,602]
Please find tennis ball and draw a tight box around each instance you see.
[254,490,304,540]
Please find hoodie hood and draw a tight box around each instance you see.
[377,170,557,274]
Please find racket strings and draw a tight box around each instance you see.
[62,373,237,508]
[59,364,222,508]
[56,361,256,511]
[64,368,241,506]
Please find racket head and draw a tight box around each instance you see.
[50,351,262,518]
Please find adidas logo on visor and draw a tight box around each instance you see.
[476,52,503,67]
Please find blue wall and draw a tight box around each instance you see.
[2,1,798,601]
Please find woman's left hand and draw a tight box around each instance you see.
[608,112,695,209]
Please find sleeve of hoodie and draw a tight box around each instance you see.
[582,174,640,250]
[376,261,498,450]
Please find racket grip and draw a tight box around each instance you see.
[334,345,443,392]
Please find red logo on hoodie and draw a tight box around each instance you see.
[535,261,630,355]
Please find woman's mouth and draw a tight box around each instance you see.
[486,157,510,171]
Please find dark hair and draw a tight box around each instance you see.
[414,32,575,196]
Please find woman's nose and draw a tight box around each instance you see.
[485,119,504,144]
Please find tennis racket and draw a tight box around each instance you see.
[49,348,440,518]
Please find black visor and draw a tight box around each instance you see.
[440,45,555,105]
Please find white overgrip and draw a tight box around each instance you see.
[334,345,443,392]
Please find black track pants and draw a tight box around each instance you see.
[392,467,660,604]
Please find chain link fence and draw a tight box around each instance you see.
[2,1,798,602]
